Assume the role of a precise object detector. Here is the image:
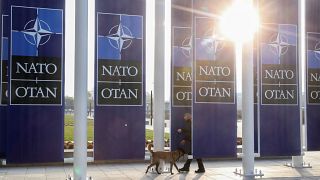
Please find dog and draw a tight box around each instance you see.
[145,144,184,175]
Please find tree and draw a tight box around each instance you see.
[65,96,74,110]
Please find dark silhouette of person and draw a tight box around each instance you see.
[177,113,205,173]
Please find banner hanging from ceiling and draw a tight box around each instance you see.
[94,0,146,160]
[192,0,237,158]
[306,0,320,151]
[0,0,8,159]
[254,36,260,153]
[258,0,300,156]
[170,0,193,151]
[7,0,65,164]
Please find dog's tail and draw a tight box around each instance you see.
[147,144,153,153]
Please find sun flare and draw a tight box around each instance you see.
[220,0,259,43]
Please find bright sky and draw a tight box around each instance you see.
[65,0,96,97]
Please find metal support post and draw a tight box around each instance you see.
[73,0,88,179]
[153,0,165,153]
[153,0,166,173]
[241,41,255,179]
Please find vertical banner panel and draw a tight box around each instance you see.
[171,0,192,151]
[0,0,7,158]
[259,0,300,156]
[306,0,320,151]
[192,0,237,158]
[254,37,259,153]
[94,0,146,160]
[7,0,65,163]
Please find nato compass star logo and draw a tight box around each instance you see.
[107,23,134,52]
[267,33,290,64]
[313,41,320,60]
[202,28,224,60]
[308,38,320,68]
[261,24,297,65]
[97,13,143,60]
[12,7,63,57]
[22,17,53,48]
[180,36,192,58]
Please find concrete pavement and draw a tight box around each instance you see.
[1,151,320,179]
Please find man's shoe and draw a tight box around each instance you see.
[179,167,190,172]
[195,169,205,173]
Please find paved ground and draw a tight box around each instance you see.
[1,151,320,179]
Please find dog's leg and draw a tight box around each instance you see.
[155,162,161,174]
[173,162,180,173]
[145,162,156,174]
[170,162,174,175]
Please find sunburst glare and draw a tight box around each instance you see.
[220,0,259,43]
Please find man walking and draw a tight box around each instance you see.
[177,113,205,173]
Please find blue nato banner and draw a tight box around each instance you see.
[0,0,8,158]
[95,0,145,160]
[306,0,320,151]
[254,37,259,153]
[171,0,192,151]
[259,0,300,156]
[7,0,64,163]
[192,0,237,158]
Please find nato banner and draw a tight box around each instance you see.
[95,0,145,160]
[258,0,300,156]
[193,0,237,158]
[0,15,8,106]
[171,0,192,151]
[306,0,320,151]
[7,0,65,164]
[0,0,8,158]
[254,37,259,153]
